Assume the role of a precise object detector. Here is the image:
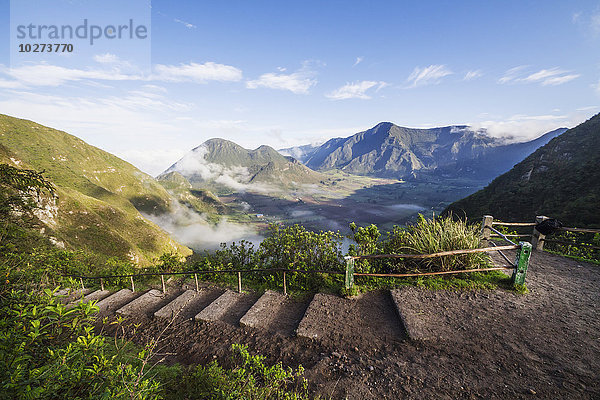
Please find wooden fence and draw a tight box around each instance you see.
[481,215,600,251]
[67,217,552,294]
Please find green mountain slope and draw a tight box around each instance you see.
[443,114,600,227]
[0,114,192,264]
[162,138,324,190]
[157,171,227,219]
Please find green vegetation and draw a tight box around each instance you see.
[186,216,508,294]
[542,231,600,264]
[157,171,226,221]
[0,289,311,400]
[445,113,600,228]
[0,114,192,264]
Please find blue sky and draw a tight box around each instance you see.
[1,0,599,175]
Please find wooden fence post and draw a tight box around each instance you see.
[130,276,135,292]
[283,271,287,296]
[480,215,493,247]
[531,215,549,250]
[512,242,532,285]
[161,275,166,294]
[100,278,104,291]
[345,256,355,290]
[237,272,242,294]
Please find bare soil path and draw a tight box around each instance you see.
[94,251,600,399]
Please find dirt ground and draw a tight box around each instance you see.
[98,250,600,399]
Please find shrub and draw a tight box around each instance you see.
[0,288,160,399]
[381,214,489,272]
[165,344,309,400]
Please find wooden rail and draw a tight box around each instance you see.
[481,214,599,253]
[354,266,514,278]
[347,245,518,260]
[492,222,536,227]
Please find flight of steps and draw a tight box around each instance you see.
[59,285,408,339]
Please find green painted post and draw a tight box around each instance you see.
[512,241,532,285]
[345,256,355,290]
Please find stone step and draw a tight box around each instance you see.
[67,289,111,309]
[239,290,286,329]
[154,290,200,321]
[389,288,425,341]
[195,290,246,323]
[58,288,93,304]
[116,289,166,317]
[296,293,337,339]
[95,289,137,313]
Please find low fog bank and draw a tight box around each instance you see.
[142,202,264,252]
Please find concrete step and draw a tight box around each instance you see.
[154,290,200,321]
[116,289,165,317]
[296,293,337,339]
[195,290,246,323]
[57,288,93,304]
[95,289,137,313]
[239,290,286,329]
[389,288,435,341]
[67,289,111,309]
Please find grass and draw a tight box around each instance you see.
[0,114,193,265]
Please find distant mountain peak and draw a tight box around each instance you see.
[163,137,324,191]
[280,121,567,182]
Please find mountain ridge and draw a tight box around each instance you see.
[162,138,325,190]
[443,113,600,227]
[280,123,566,182]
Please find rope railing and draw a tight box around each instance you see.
[65,241,530,295]
[489,226,517,246]
[63,267,345,297]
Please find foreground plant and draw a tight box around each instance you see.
[0,288,161,399]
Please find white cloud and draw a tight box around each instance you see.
[0,79,23,89]
[246,63,317,94]
[141,201,263,251]
[464,70,483,81]
[116,148,187,175]
[576,105,599,112]
[353,57,364,67]
[405,64,452,88]
[593,79,600,95]
[498,65,528,84]
[154,62,242,83]
[499,66,579,86]
[325,81,387,100]
[174,18,196,29]
[470,112,591,142]
[0,60,243,87]
[167,145,278,193]
[93,53,120,64]
[521,68,580,86]
[0,63,141,87]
